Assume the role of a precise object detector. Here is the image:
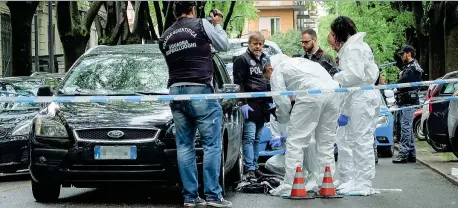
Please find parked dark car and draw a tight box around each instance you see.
[423,71,458,152]
[0,75,64,176]
[29,44,244,202]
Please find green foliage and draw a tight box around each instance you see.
[204,1,258,37]
[147,1,258,38]
[318,1,414,83]
[270,30,303,56]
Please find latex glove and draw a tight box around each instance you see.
[268,103,276,110]
[337,114,349,127]
[280,134,287,141]
[269,138,282,148]
[241,104,254,119]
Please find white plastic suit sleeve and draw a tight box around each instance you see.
[270,59,292,124]
[333,47,366,87]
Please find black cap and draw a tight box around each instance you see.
[398,45,415,54]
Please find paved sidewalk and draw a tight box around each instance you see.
[395,140,458,186]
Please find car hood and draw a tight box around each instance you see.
[0,108,39,132]
[53,102,173,129]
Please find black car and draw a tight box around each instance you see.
[0,76,63,176]
[29,44,244,202]
[424,71,458,152]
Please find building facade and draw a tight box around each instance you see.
[242,1,320,39]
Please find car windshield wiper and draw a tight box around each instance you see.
[135,91,169,95]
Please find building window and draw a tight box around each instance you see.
[270,18,280,35]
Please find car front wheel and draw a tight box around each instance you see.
[32,180,60,203]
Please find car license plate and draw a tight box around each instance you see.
[94,146,137,160]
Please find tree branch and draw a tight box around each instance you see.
[146,4,159,40]
[163,1,175,31]
[223,1,236,30]
[70,1,81,28]
[95,15,104,38]
[83,1,104,33]
[153,1,163,35]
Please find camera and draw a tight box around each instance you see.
[206,9,223,22]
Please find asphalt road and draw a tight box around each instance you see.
[1,157,458,208]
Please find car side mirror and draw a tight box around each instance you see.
[222,84,240,93]
[384,90,395,98]
[37,86,53,96]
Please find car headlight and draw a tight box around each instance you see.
[34,116,68,138]
[12,120,33,136]
[376,116,389,128]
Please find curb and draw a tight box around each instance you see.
[394,145,458,187]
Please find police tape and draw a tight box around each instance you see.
[379,61,396,68]
[0,78,457,103]
[382,96,458,113]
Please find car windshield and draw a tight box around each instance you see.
[59,53,169,95]
[0,80,42,110]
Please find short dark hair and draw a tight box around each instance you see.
[302,29,317,40]
[248,31,265,44]
[330,16,357,43]
[173,1,197,18]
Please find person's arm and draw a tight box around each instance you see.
[271,69,291,124]
[232,56,248,104]
[202,19,229,52]
[333,48,366,87]
[397,68,421,83]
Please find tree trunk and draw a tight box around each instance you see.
[444,2,458,74]
[153,1,163,35]
[412,1,429,78]
[6,1,39,76]
[428,2,446,79]
[223,1,236,30]
[57,1,103,71]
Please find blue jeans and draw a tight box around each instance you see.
[243,121,264,171]
[399,107,416,158]
[169,85,223,202]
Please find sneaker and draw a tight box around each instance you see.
[246,170,256,180]
[207,198,232,207]
[183,197,207,207]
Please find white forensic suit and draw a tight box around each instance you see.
[333,32,381,196]
[268,54,339,196]
[265,114,320,192]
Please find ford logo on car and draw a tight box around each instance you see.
[107,130,124,138]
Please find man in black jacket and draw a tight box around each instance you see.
[233,32,272,180]
[393,45,423,164]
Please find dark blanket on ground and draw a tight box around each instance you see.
[235,174,283,194]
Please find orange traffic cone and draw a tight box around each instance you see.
[286,166,314,199]
[317,165,343,198]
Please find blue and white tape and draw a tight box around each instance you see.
[379,62,396,68]
[383,96,458,113]
[0,78,456,103]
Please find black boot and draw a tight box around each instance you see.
[392,155,408,164]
